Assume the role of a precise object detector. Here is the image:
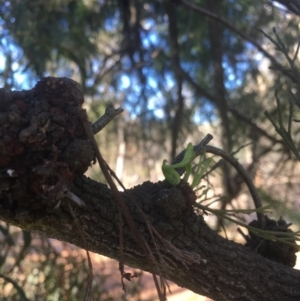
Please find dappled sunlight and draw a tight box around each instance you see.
[0,0,300,300]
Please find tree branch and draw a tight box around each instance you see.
[0,77,299,301]
[179,0,298,83]
[1,175,299,301]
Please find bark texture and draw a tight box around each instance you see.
[0,77,300,301]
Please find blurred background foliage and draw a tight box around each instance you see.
[0,0,300,300]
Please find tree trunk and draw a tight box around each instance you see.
[206,0,237,209]
[0,77,299,301]
[164,0,185,162]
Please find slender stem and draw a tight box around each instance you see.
[205,145,265,226]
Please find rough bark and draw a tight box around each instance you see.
[0,77,300,301]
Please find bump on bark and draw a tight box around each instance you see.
[0,77,94,215]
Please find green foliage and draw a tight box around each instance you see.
[162,142,195,186]
[0,0,115,86]
[162,142,212,194]
[263,28,300,160]
[1,0,300,296]
[191,156,212,190]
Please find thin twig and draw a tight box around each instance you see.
[104,164,169,299]
[172,134,213,175]
[67,201,93,301]
[172,135,264,226]
[179,0,298,83]
[107,162,206,267]
[91,104,124,134]
[80,109,170,298]
[81,109,147,252]
[205,145,265,227]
